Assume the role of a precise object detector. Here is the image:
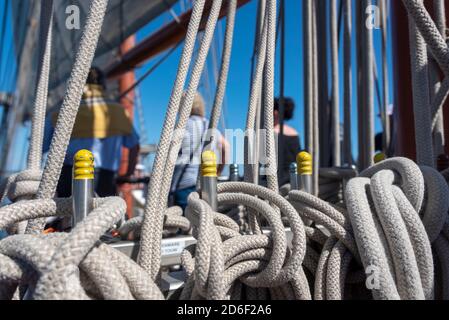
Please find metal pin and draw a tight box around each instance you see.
[201,151,218,211]
[72,150,94,227]
[289,162,299,190]
[297,151,312,194]
[374,152,386,164]
[229,163,240,182]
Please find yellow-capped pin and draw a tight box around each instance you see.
[374,152,386,164]
[201,150,217,177]
[74,150,94,180]
[296,151,312,175]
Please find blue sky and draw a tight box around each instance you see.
[134,0,392,166]
[0,0,393,173]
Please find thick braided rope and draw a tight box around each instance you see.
[32,197,125,299]
[0,235,164,300]
[27,0,54,171]
[147,0,224,278]
[243,0,269,233]
[118,206,191,238]
[0,1,52,213]
[180,184,310,300]
[139,0,225,278]
[402,0,449,75]
[208,0,237,131]
[408,3,434,167]
[244,0,267,185]
[138,0,207,276]
[262,0,278,193]
[345,158,438,299]
[26,0,109,234]
[0,196,163,300]
[402,0,449,138]
[195,0,237,189]
[288,157,449,300]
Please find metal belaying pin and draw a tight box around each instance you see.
[297,151,312,194]
[289,162,299,190]
[374,152,386,164]
[201,150,218,211]
[72,149,95,227]
[229,163,240,182]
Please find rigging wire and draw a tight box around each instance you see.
[118,40,183,101]
[0,0,10,87]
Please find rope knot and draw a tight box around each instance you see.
[6,170,42,203]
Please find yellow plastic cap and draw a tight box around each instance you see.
[74,150,94,180]
[374,152,386,164]
[201,150,217,177]
[296,151,312,175]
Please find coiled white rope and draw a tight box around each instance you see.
[179,183,310,300]
[0,198,163,300]
[290,157,449,300]
[26,0,110,234]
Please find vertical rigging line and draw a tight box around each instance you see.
[331,0,341,166]
[0,0,10,86]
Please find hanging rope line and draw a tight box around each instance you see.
[118,40,183,101]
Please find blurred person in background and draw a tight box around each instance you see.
[170,93,229,211]
[43,67,140,198]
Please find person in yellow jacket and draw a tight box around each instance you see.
[43,67,140,197]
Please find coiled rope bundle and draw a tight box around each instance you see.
[0,197,163,300]
[178,183,310,300]
[173,157,449,300]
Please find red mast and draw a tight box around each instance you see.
[118,35,136,219]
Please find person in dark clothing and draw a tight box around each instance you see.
[274,97,301,187]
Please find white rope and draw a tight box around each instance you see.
[139,0,224,279]
[408,2,434,167]
[262,0,278,193]
[0,0,53,208]
[208,0,237,132]
[28,0,54,171]
[244,0,267,185]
